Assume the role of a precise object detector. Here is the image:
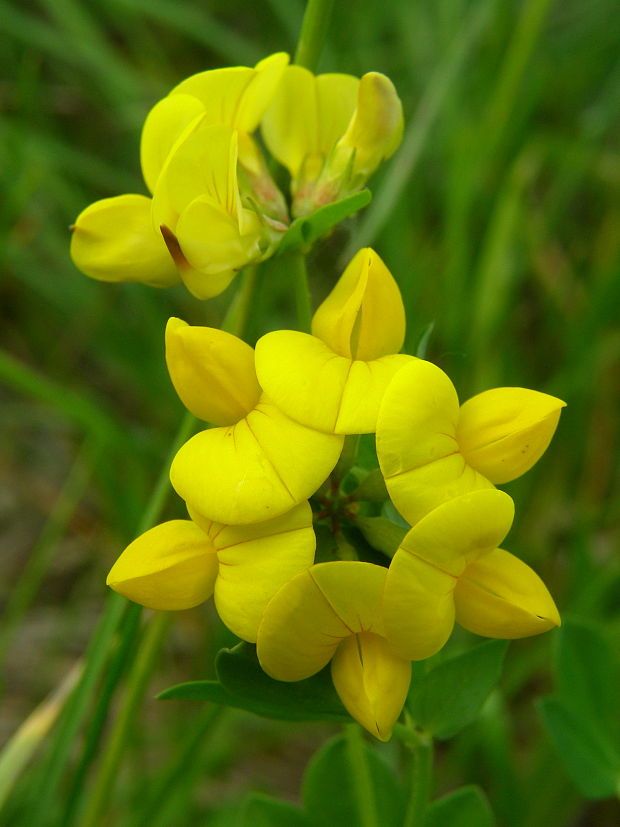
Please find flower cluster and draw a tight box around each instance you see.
[69,54,403,299]
[107,248,564,740]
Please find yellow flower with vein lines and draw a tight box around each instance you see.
[165,318,344,525]
[262,66,403,216]
[106,501,314,643]
[255,248,415,435]
[383,489,560,661]
[377,358,566,525]
[70,53,289,299]
[257,561,411,741]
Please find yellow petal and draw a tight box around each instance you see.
[211,502,315,642]
[335,72,404,177]
[170,396,343,525]
[383,550,456,660]
[457,387,566,484]
[454,548,561,638]
[152,124,239,230]
[331,632,411,741]
[377,359,492,523]
[311,248,406,361]
[165,318,260,425]
[70,195,178,287]
[261,66,358,178]
[175,195,262,275]
[257,561,386,681]
[255,331,413,435]
[399,490,515,575]
[106,520,218,611]
[171,53,289,134]
[140,94,205,194]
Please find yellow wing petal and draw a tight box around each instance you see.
[255,330,413,435]
[454,548,561,638]
[457,387,566,484]
[212,502,315,642]
[377,359,492,523]
[165,318,260,425]
[383,550,455,660]
[170,397,343,525]
[106,520,218,611]
[70,195,178,287]
[257,561,386,681]
[331,632,411,741]
[399,490,515,575]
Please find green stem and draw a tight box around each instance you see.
[220,264,258,336]
[79,612,172,827]
[289,249,313,332]
[345,724,379,827]
[294,0,334,71]
[403,729,434,827]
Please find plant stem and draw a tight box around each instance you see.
[221,264,257,335]
[403,729,434,827]
[294,0,334,71]
[79,612,172,827]
[289,249,313,332]
[345,724,379,827]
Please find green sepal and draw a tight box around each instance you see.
[158,642,351,723]
[278,190,371,254]
[424,785,495,827]
[408,640,508,739]
[355,515,407,558]
[302,733,405,827]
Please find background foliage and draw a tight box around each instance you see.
[1,0,619,824]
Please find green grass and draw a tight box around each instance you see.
[1,0,619,824]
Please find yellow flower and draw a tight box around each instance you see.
[166,318,344,525]
[255,248,414,434]
[257,561,411,741]
[383,490,561,661]
[377,358,566,524]
[70,53,289,299]
[107,501,314,643]
[262,67,403,216]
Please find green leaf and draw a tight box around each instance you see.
[278,190,372,254]
[425,785,495,827]
[350,468,389,502]
[237,793,311,827]
[554,618,618,733]
[538,697,620,799]
[302,733,405,827]
[409,640,508,739]
[159,643,351,723]
[355,515,407,558]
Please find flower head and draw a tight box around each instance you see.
[166,318,343,525]
[262,67,403,216]
[255,248,414,435]
[257,561,411,740]
[377,359,566,524]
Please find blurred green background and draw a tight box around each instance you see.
[1,0,619,824]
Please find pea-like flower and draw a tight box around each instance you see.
[166,318,344,525]
[262,66,403,216]
[107,501,314,643]
[377,358,566,524]
[70,53,289,299]
[255,248,414,434]
[257,561,411,741]
[383,489,560,661]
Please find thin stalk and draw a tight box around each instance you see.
[345,724,379,827]
[294,0,334,71]
[79,612,172,827]
[289,249,313,333]
[403,729,434,827]
[220,264,258,336]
